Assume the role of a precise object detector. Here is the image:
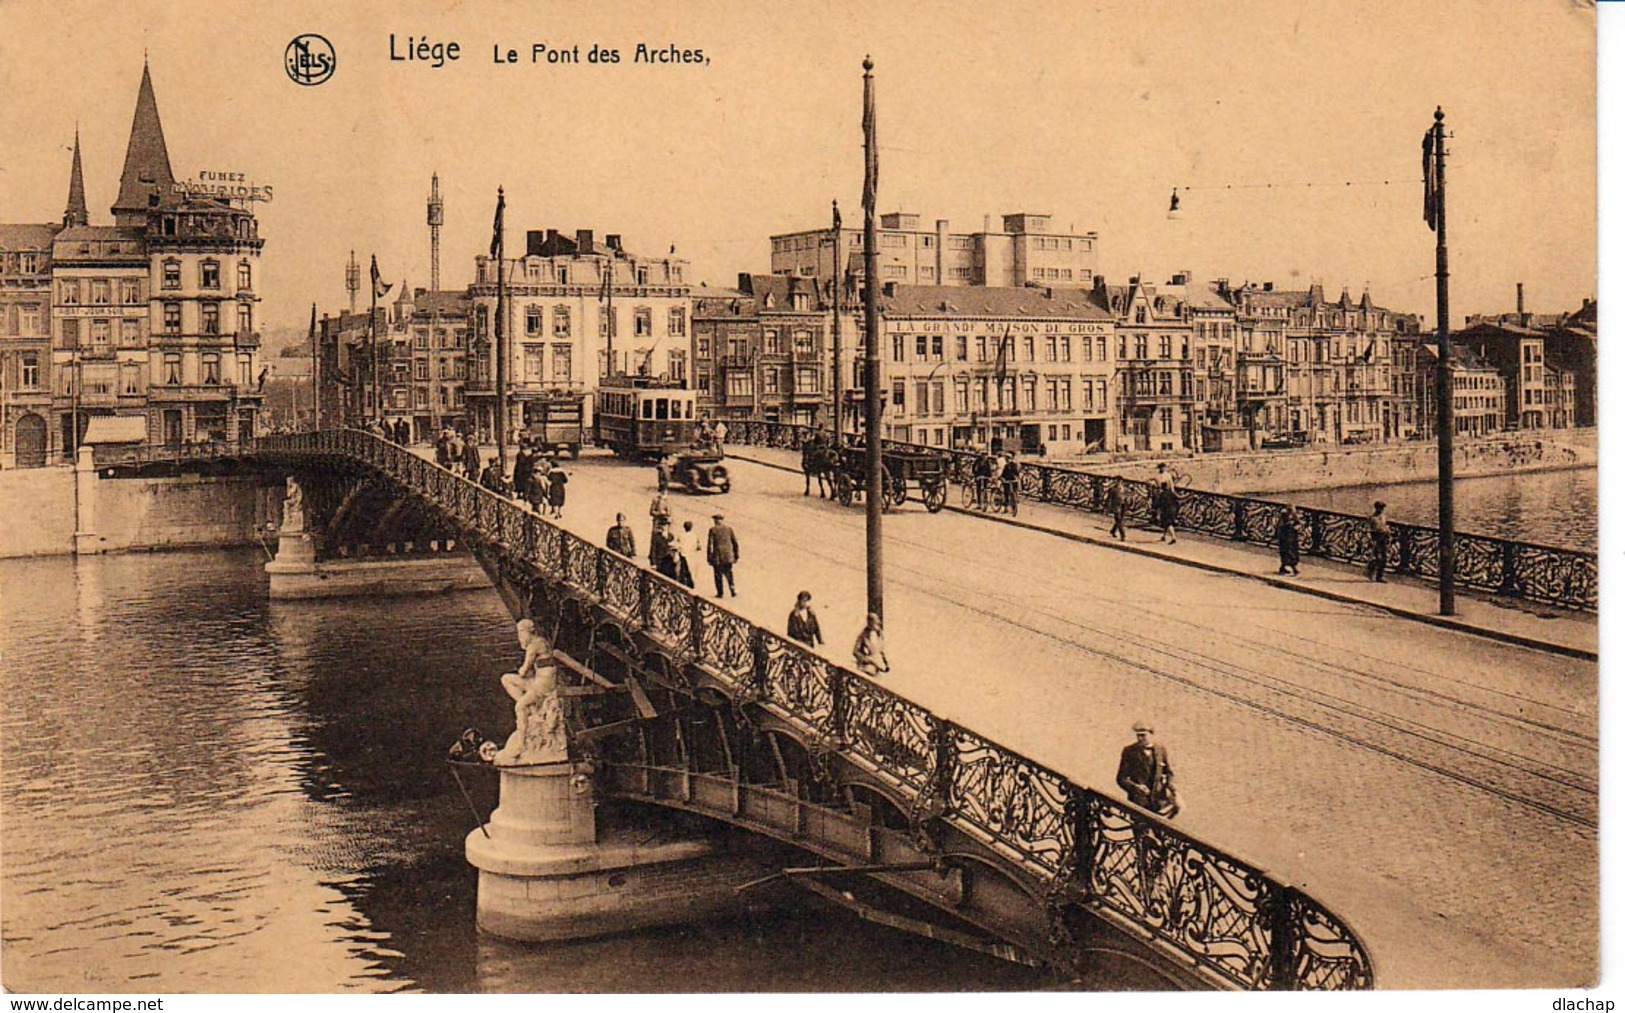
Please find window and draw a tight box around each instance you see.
[60,279,80,305]
[238,354,253,386]
[634,307,652,338]
[793,330,815,356]
[931,335,943,360]
[60,319,79,348]
[91,319,110,347]
[955,336,968,361]
[1045,337,1057,362]
[1045,378,1059,411]
[18,253,38,274]
[237,261,252,291]
[1022,337,1034,361]
[526,306,542,336]
[237,303,253,337]
[765,329,783,355]
[553,344,572,380]
[1135,306,1147,324]
[201,302,220,335]
[553,305,571,337]
[954,379,969,412]
[121,362,141,394]
[600,308,616,338]
[87,280,107,305]
[668,307,686,336]
[1159,335,1172,358]
[164,303,181,333]
[696,336,711,358]
[1021,377,1037,412]
[890,380,906,411]
[727,373,753,397]
[18,304,41,336]
[524,346,544,381]
[915,381,929,415]
[892,335,904,362]
[1159,407,1173,435]
[414,328,429,350]
[763,370,780,394]
[202,352,221,384]
[20,352,39,388]
[200,260,220,289]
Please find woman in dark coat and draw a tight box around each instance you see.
[545,462,569,519]
[1276,505,1301,576]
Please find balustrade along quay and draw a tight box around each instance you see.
[237,428,1372,990]
[727,419,1597,613]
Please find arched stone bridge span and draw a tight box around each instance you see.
[148,430,1375,991]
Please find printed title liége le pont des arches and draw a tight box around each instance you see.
[389,35,709,68]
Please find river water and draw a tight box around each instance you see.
[0,550,1044,993]
[1267,467,1596,551]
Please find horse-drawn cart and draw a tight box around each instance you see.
[833,444,948,513]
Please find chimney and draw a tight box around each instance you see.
[1517,282,1525,320]
[526,230,546,257]
[1169,271,1188,287]
[576,228,594,251]
[883,281,898,297]
[1264,281,1274,292]
[737,272,753,293]
[606,234,622,252]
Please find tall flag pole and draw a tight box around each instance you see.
[369,255,391,426]
[492,187,508,476]
[830,198,843,444]
[600,254,616,377]
[1424,108,1454,615]
[308,302,319,431]
[861,55,884,624]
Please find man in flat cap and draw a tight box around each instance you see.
[1116,720,1178,817]
[706,511,739,598]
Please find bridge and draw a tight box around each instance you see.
[123,428,1375,990]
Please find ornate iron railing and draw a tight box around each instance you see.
[727,419,1597,612]
[234,428,1372,990]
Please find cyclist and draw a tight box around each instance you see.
[1001,455,1021,516]
[972,452,993,511]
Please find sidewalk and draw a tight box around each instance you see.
[727,444,1597,661]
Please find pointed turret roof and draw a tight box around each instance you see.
[111,61,176,224]
[63,128,89,227]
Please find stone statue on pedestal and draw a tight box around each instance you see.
[282,477,306,533]
[496,619,567,766]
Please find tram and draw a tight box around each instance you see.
[593,376,699,460]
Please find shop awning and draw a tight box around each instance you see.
[82,415,148,444]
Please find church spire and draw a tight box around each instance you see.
[112,61,176,225]
[63,127,89,228]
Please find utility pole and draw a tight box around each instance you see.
[493,187,508,475]
[308,302,319,431]
[862,56,884,623]
[1424,107,1455,615]
[830,198,843,444]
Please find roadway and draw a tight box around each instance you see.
[504,447,1598,989]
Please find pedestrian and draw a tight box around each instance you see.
[434,430,451,470]
[972,452,993,511]
[1105,479,1127,541]
[990,452,1009,512]
[1155,463,1179,544]
[649,489,672,552]
[651,517,680,580]
[656,453,673,493]
[1364,500,1390,583]
[706,512,739,598]
[546,459,569,519]
[513,443,535,504]
[526,458,549,513]
[480,460,504,494]
[786,590,823,649]
[1001,455,1020,516]
[1276,505,1301,576]
[712,418,729,453]
[462,434,482,480]
[1115,720,1178,817]
[852,612,889,677]
[676,519,698,589]
[606,512,637,558]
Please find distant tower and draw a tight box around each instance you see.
[427,172,444,293]
[63,127,89,228]
[345,250,360,315]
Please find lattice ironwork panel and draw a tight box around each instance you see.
[645,577,696,654]
[600,551,642,619]
[1085,794,1272,990]
[759,634,837,735]
[945,726,1072,874]
[695,600,753,686]
[841,676,935,790]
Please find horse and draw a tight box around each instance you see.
[802,437,837,498]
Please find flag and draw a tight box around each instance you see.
[370,255,391,299]
[994,327,1010,385]
[1361,337,1375,363]
[489,188,505,258]
[832,199,842,232]
[1422,128,1439,232]
[861,63,877,215]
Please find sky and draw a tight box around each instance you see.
[0,0,1597,335]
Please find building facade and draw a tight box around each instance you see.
[868,284,1115,454]
[692,274,828,427]
[467,228,690,440]
[1095,277,1198,453]
[771,212,1099,290]
[0,224,57,466]
[1416,342,1505,438]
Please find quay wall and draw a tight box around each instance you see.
[0,463,280,558]
[1083,429,1596,496]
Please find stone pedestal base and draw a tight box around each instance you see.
[265,544,489,600]
[466,762,769,943]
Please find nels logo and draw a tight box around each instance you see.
[285,34,336,86]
